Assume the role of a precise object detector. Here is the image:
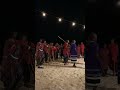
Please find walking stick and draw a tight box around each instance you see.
[58,36,65,43]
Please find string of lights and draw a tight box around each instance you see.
[35,10,85,30]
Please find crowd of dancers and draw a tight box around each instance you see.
[1,32,120,90]
[35,39,85,68]
[0,32,35,90]
[0,32,85,90]
[85,32,120,90]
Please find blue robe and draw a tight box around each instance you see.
[85,41,101,87]
[70,43,77,63]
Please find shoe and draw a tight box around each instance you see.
[73,65,76,67]
[64,63,66,65]
[38,66,44,68]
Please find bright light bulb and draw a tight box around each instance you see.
[72,22,76,26]
[42,12,46,17]
[83,25,85,29]
[58,18,62,22]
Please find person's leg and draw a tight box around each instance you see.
[38,57,44,68]
[41,57,44,65]
[46,53,48,62]
[25,64,30,83]
[63,56,66,64]
[64,56,67,65]
[105,69,108,75]
[23,63,29,83]
[102,69,106,76]
[81,52,84,57]
[73,62,76,67]
[44,53,47,62]
[45,53,48,63]
[72,59,77,67]
[52,53,55,61]
[61,52,63,59]
[55,51,58,60]
[37,58,40,66]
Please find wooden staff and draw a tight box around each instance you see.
[58,36,65,42]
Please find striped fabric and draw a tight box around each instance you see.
[70,55,77,63]
[85,41,102,87]
[70,43,77,63]
[85,68,101,87]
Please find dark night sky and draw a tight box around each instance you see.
[87,0,120,43]
[1,0,120,44]
[1,0,85,44]
[35,0,85,43]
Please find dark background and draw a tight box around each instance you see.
[1,0,86,44]
[1,0,120,43]
[1,0,120,89]
[35,0,86,43]
[87,0,120,44]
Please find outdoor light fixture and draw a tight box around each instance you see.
[58,18,62,22]
[72,22,76,26]
[83,25,85,29]
[38,11,85,29]
[42,12,46,17]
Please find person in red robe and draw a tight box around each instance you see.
[80,42,85,58]
[77,44,81,58]
[43,41,49,63]
[27,40,35,85]
[20,35,31,86]
[35,39,43,66]
[59,44,63,60]
[99,43,110,76]
[68,44,71,58]
[35,39,45,68]
[55,43,59,60]
[63,40,69,65]
[48,43,53,61]
[1,32,22,89]
[51,43,56,61]
[47,44,51,62]
[109,39,119,75]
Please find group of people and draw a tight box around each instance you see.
[3,32,119,90]
[0,32,85,89]
[3,31,120,90]
[0,32,35,90]
[85,32,120,90]
[35,39,85,68]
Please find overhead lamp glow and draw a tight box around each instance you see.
[42,12,46,17]
[58,18,62,22]
[117,0,120,6]
[83,25,85,29]
[72,22,76,26]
